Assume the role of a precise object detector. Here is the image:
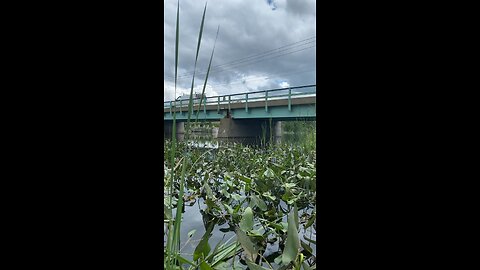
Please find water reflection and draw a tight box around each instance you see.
[168,197,236,262]
[167,130,299,148]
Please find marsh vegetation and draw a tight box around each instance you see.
[164,140,316,270]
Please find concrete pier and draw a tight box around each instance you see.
[164,122,185,140]
[274,121,282,143]
[212,127,219,138]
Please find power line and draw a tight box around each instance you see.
[173,44,316,81]
[165,35,316,79]
[197,40,315,74]
[207,68,316,87]
[167,38,315,79]
[207,37,316,70]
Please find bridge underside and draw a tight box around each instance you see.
[164,118,284,144]
[163,103,316,122]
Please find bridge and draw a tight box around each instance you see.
[164,84,316,141]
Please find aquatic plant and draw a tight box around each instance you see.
[164,141,316,269]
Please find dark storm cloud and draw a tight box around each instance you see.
[286,0,316,16]
[164,0,316,101]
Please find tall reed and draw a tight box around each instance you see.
[165,1,218,269]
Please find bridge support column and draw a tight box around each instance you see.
[212,127,219,138]
[176,122,185,134]
[164,122,185,140]
[274,121,282,143]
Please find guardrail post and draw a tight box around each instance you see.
[228,96,231,112]
[245,93,248,113]
[288,88,291,111]
[265,90,268,112]
[217,96,220,113]
[170,101,172,115]
[180,100,183,114]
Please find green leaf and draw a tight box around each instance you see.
[270,222,286,233]
[258,198,267,211]
[194,232,212,261]
[199,260,213,270]
[177,254,195,267]
[293,204,299,231]
[248,199,256,209]
[251,195,268,211]
[246,259,271,270]
[239,207,254,232]
[231,194,242,201]
[164,203,172,220]
[304,213,316,229]
[282,208,300,265]
[262,191,276,201]
[303,234,316,245]
[236,173,252,184]
[264,167,275,178]
[206,198,216,209]
[300,240,313,256]
[223,203,233,215]
[274,255,283,265]
[248,229,265,238]
[213,261,231,270]
[284,183,296,188]
[220,188,231,198]
[204,182,214,199]
[236,228,257,262]
[281,193,291,202]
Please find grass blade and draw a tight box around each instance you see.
[186,2,208,137]
[196,25,220,122]
[165,1,181,269]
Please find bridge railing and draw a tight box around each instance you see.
[164,84,316,114]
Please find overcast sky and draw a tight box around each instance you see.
[164,0,316,101]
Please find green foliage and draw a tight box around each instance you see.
[164,141,316,269]
[282,121,316,151]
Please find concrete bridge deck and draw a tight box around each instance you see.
[164,84,316,121]
[164,84,316,141]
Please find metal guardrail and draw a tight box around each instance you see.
[164,84,316,114]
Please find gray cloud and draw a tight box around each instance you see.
[164,0,316,101]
